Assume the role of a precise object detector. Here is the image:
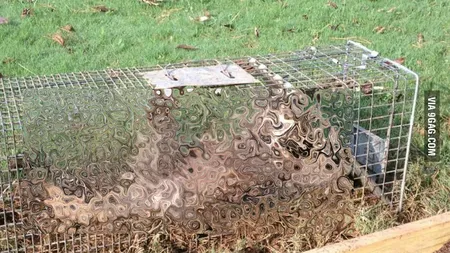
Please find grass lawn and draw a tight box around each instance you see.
[1,0,450,251]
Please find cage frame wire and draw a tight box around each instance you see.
[346,41,419,211]
[0,41,419,252]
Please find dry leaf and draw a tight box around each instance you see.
[235,59,255,72]
[418,33,424,44]
[21,8,33,18]
[416,60,422,66]
[0,17,8,25]
[285,27,297,33]
[254,27,260,37]
[244,41,258,49]
[302,14,309,20]
[365,194,381,205]
[387,7,397,13]
[193,11,211,22]
[93,5,113,12]
[327,1,338,9]
[330,24,340,31]
[141,0,164,6]
[52,34,65,46]
[361,82,373,95]
[374,26,386,34]
[418,127,425,136]
[352,18,359,24]
[61,25,75,32]
[394,57,405,65]
[195,16,209,22]
[278,0,288,8]
[157,8,182,23]
[414,33,425,48]
[312,33,320,43]
[224,24,235,30]
[2,58,15,64]
[40,4,56,12]
[176,44,198,50]
[107,68,120,78]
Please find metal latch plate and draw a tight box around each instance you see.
[141,64,259,89]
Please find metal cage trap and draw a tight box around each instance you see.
[0,41,419,252]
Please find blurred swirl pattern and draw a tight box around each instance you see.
[20,81,355,240]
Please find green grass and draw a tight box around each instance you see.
[1,1,449,86]
[1,0,449,114]
[1,0,450,251]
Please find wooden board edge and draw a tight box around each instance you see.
[305,212,450,253]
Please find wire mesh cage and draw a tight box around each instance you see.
[0,41,419,252]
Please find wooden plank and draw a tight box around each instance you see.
[305,212,450,253]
